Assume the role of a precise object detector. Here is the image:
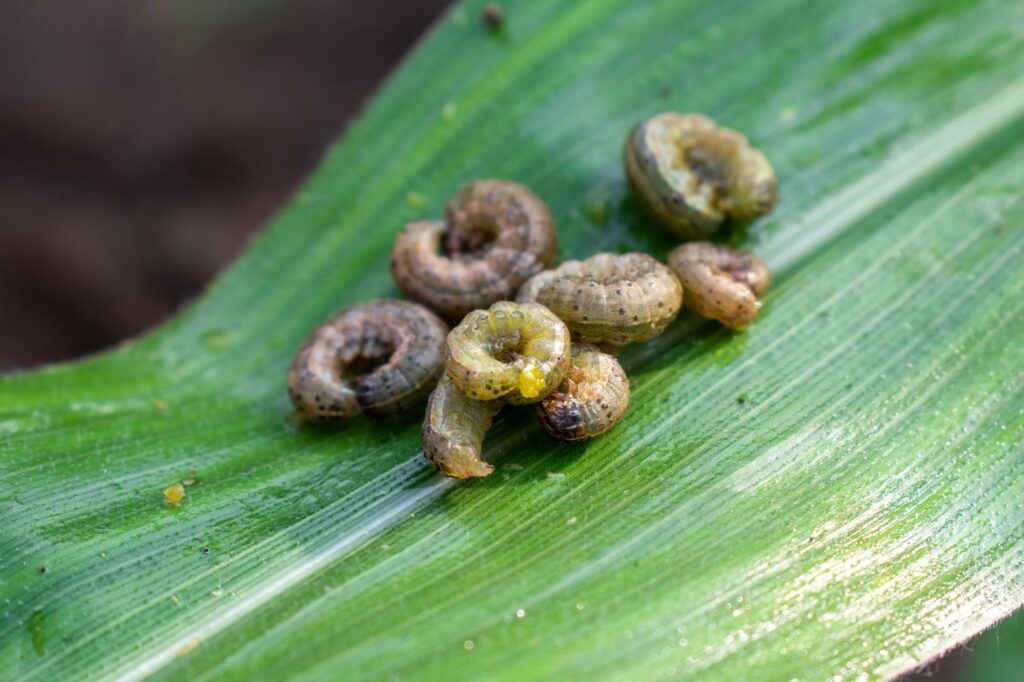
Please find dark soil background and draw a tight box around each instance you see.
[0,0,1007,678]
[0,0,448,371]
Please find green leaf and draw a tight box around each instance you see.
[3,0,1023,679]
[962,609,1024,681]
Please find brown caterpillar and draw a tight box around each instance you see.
[536,344,630,442]
[445,301,571,404]
[516,252,683,350]
[390,180,558,320]
[624,112,778,238]
[287,299,448,419]
[667,242,771,329]
[422,374,502,479]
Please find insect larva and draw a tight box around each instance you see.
[667,242,771,329]
[624,112,778,238]
[445,301,571,404]
[287,299,448,419]
[422,374,502,479]
[536,344,630,442]
[516,252,683,349]
[390,180,558,320]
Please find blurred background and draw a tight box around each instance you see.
[0,0,1018,678]
[0,0,448,371]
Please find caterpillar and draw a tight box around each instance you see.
[667,242,771,329]
[517,252,683,350]
[445,301,571,404]
[390,180,558,320]
[422,374,502,479]
[536,344,630,442]
[624,112,778,238]
[287,299,448,418]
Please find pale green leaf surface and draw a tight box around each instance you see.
[2,0,1023,680]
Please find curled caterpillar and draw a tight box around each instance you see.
[537,344,630,442]
[667,242,770,329]
[287,299,448,419]
[422,374,502,479]
[390,180,558,320]
[624,112,778,238]
[517,252,682,350]
[445,301,571,404]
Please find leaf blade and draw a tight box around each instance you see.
[2,0,1023,680]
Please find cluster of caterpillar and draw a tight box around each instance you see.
[287,113,776,479]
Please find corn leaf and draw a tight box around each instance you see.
[3,0,1023,679]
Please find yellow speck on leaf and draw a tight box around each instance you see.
[154,400,168,410]
[174,638,201,657]
[164,483,185,507]
[517,364,545,399]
